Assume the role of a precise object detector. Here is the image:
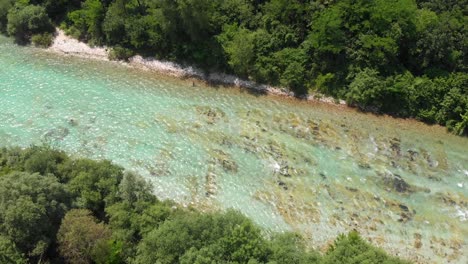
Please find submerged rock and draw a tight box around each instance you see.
[399,204,409,211]
[211,149,238,173]
[378,170,431,194]
[435,192,467,207]
[346,186,358,192]
[393,174,410,193]
[421,149,438,168]
[384,200,415,223]
[277,180,288,190]
[221,159,238,172]
[390,137,402,156]
[205,172,217,197]
[43,127,70,141]
[196,106,227,124]
[67,118,78,127]
[414,233,423,249]
[279,165,291,177]
[387,174,411,193]
[407,149,419,161]
[358,161,371,170]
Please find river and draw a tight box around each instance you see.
[0,35,467,263]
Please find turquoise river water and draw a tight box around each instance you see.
[0,36,467,263]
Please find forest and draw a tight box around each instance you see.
[0,146,411,263]
[0,0,466,135]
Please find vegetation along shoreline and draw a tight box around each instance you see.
[0,0,466,135]
[0,146,413,264]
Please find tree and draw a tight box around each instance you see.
[0,0,14,32]
[346,69,416,116]
[22,145,68,176]
[416,0,468,13]
[214,0,255,27]
[412,10,466,72]
[67,0,105,43]
[273,47,307,94]
[57,209,112,264]
[322,232,410,264]
[346,68,386,112]
[177,0,216,42]
[218,25,256,77]
[118,172,155,205]
[135,210,269,264]
[0,235,27,264]
[59,159,124,217]
[0,172,69,258]
[102,0,127,45]
[267,233,321,264]
[308,5,345,55]
[6,4,54,44]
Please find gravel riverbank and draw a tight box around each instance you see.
[48,29,346,105]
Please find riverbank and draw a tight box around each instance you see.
[47,29,346,106]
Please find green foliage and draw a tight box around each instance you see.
[322,231,411,264]
[0,146,68,177]
[347,69,418,116]
[118,172,155,205]
[0,172,69,257]
[308,5,345,55]
[101,0,126,45]
[108,45,134,61]
[6,3,53,43]
[67,0,104,44]
[274,48,307,94]
[135,210,270,264]
[412,9,466,72]
[0,235,27,264]
[0,0,14,32]
[346,68,387,112]
[31,32,53,47]
[410,73,467,134]
[57,209,112,264]
[58,158,124,216]
[267,233,321,264]
[23,145,67,175]
[218,25,256,77]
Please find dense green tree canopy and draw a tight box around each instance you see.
[0,235,27,264]
[0,171,69,257]
[322,232,410,264]
[57,209,112,264]
[6,3,53,43]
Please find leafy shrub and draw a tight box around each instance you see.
[0,0,14,33]
[323,231,411,264]
[66,0,104,43]
[57,209,112,264]
[0,172,69,257]
[135,210,270,264]
[31,32,53,47]
[0,235,27,264]
[108,45,135,61]
[6,4,53,44]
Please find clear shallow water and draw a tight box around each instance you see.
[0,36,467,263]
